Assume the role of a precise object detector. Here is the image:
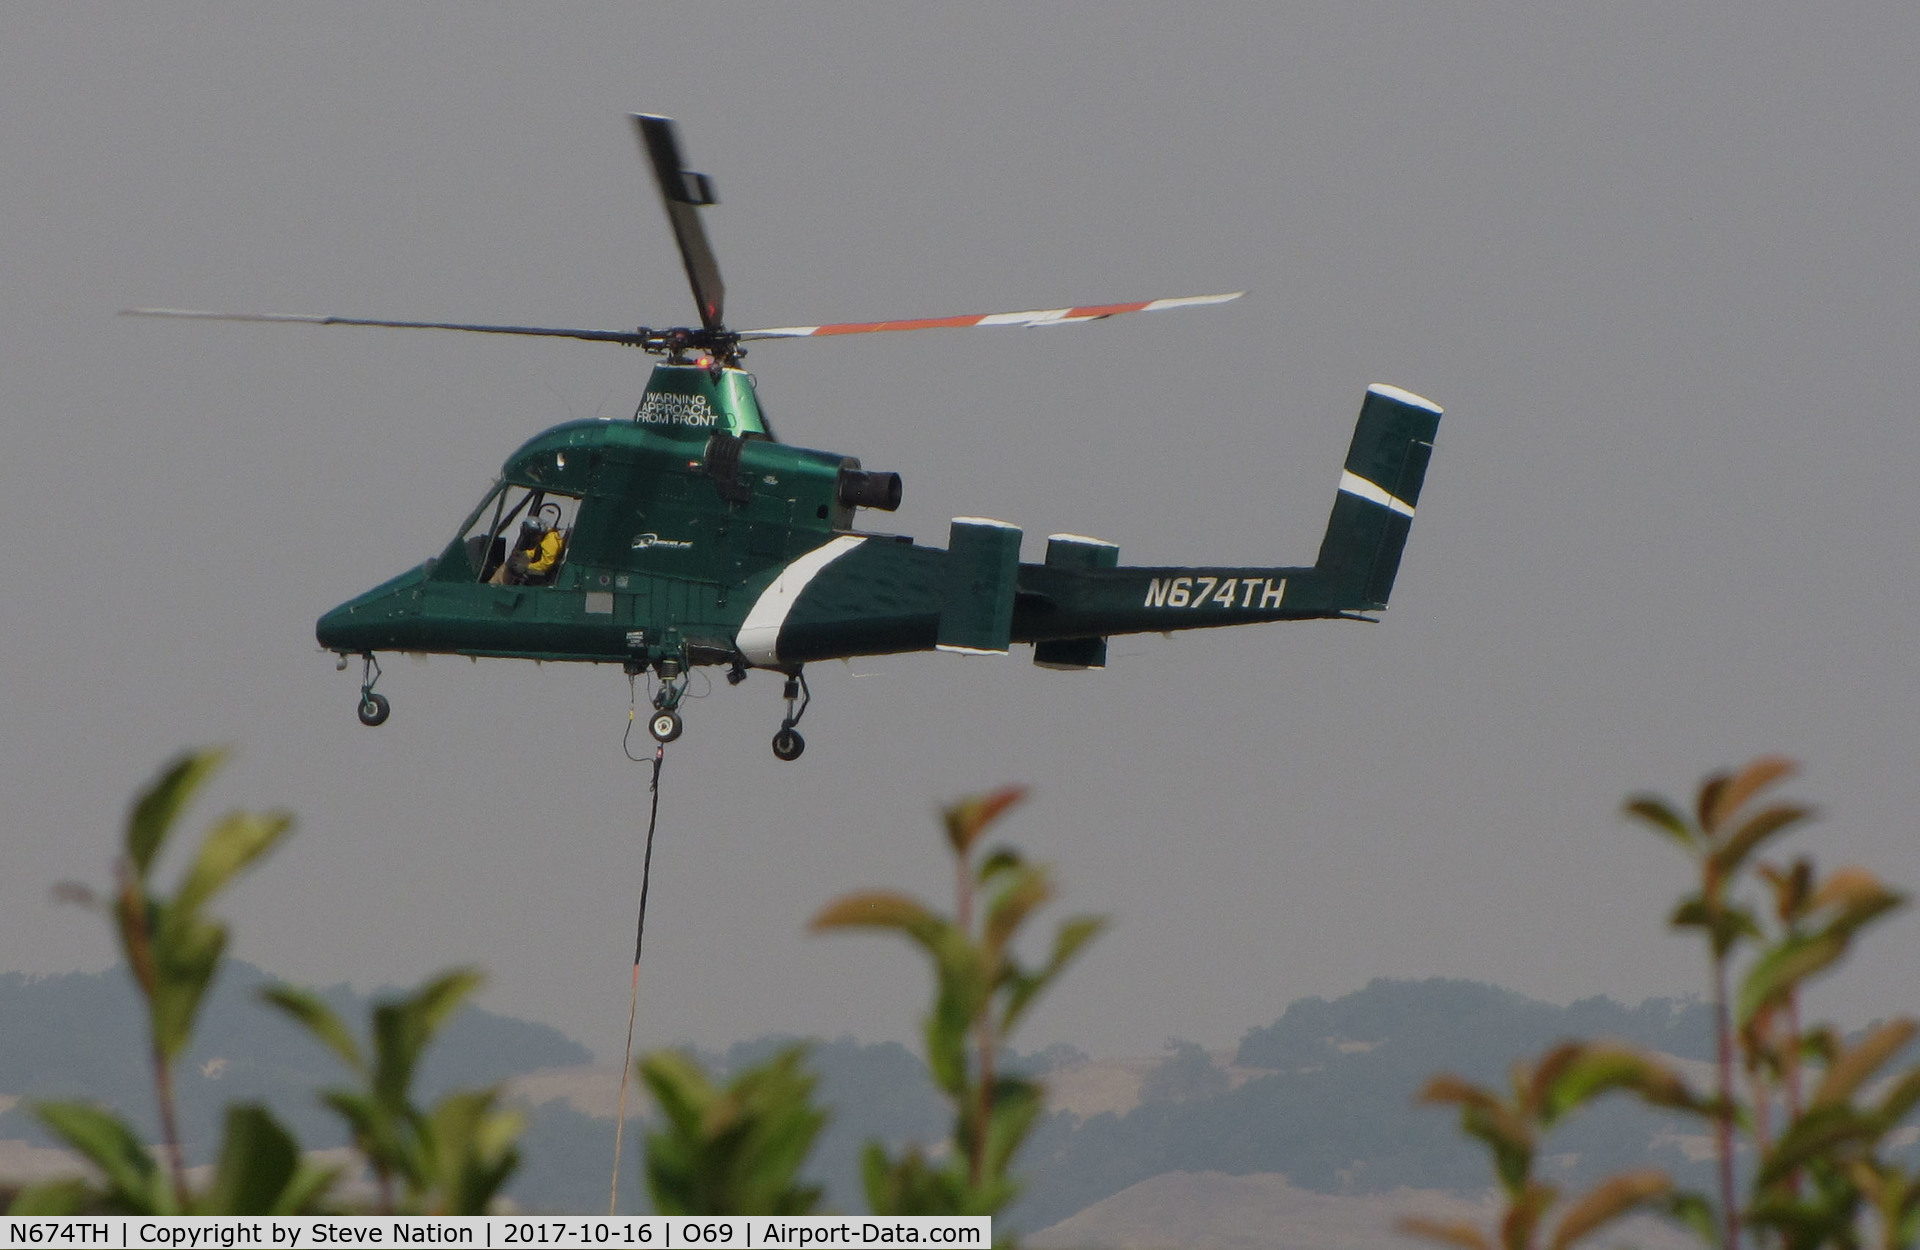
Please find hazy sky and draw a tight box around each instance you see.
[6,3,1920,1064]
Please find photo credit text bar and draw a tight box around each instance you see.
[1,1217,991,1250]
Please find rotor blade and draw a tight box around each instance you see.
[737,291,1244,340]
[633,114,726,332]
[121,307,653,346]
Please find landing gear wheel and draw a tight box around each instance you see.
[649,710,683,743]
[357,692,391,727]
[771,727,806,761]
[769,669,811,760]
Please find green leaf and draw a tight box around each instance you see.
[1694,773,1730,835]
[1623,796,1697,852]
[1702,755,1797,831]
[276,1163,342,1219]
[147,918,227,1062]
[1809,1018,1918,1108]
[423,1088,524,1215]
[811,891,946,946]
[412,968,484,1034]
[941,786,1027,857]
[1872,1066,1920,1125]
[6,1179,99,1216]
[1395,1216,1491,1249]
[33,1101,173,1214]
[1416,1073,1501,1113]
[1659,1191,1718,1244]
[1757,859,1815,923]
[981,1075,1043,1182]
[371,969,483,1112]
[175,810,293,920]
[640,1046,823,1217]
[1737,932,1847,1029]
[1418,1074,1534,1194]
[1706,903,1762,959]
[1546,1169,1671,1250]
[862,1140,964,1218]
[981,868,1051,961]
[1002,914,1105,1036]
[262,985,365,1071]
[1809,867,1907,934]
[861,1141,901,1216]
[1532,1043,1697,1126]
[1707,803,1813,879]
[975,846,1024,886]
[1501,1180,1557,1250]
[200,1105,306,1215]
[1757,1103,1879,1185]
[127,749,227,881]
[923,925,990,1095]
[320,1088,396,1165]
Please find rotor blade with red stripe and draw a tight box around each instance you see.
[737,291,1243,340]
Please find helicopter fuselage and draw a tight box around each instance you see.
[315,364,1440,677]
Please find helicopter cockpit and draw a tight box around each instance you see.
[454,483,582,586]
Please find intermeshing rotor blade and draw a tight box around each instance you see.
[737,291,1244,340]
[632,114,726,333]
[120,308,653,346]
[122,289,1244,351]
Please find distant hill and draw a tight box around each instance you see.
[489,978,1736,1224]
[9,971,1907,1236]
[506,1035,952,1214]
[0,962,589,1155]
[1012,978,1721,1229]
[1023,1171,1700,1250]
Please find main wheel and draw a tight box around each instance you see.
[649,710,683,743]
[771,727,806,761]
[357,692,391,727]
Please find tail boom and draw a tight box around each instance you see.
[736,383,1440,666]
[1009,382,1441,644]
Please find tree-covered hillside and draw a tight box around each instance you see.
[1015,978,1719,1228]
[18,968,1883,1225]
[0,962,588,1156]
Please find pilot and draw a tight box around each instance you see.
[489,519,566,586]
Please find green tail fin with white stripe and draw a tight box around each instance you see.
[1312,384,1442,611]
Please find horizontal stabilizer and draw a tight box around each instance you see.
[1032,534,1116,668]
[938,518,1022,654]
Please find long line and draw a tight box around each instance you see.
[609,742,665,1215]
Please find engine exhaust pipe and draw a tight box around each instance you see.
[837,467,903,512]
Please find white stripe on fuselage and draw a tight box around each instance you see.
[1338,470,1417,518]
[735,535,868,666]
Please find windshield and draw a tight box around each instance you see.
[452,482,582,584]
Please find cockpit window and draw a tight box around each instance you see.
[455,483,582,585]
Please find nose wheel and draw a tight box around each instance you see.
[771,671,809,761]
[351,654,390,727]
[649,709,683,743]
[358,691,391,727]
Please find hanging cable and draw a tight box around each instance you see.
[623,672,650,762]
[609,685,667,1215]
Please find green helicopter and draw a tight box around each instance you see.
[128,114,1441,761]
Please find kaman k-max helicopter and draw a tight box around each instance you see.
[130,115,1441,760]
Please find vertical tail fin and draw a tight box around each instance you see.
[1312,383,1442,610]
